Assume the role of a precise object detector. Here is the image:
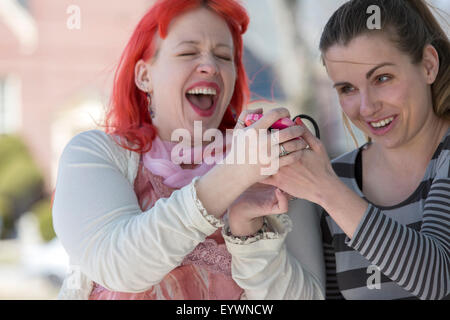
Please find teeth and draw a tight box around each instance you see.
[187,87,217,95]
[370,117,394,128]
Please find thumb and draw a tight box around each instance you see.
[271,188,288,214]
[300,124,321,151]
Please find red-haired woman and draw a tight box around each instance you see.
[52,0,323,300]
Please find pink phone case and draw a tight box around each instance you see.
[244,114,302,129]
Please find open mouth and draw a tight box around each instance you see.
[185,83,220,117]
[369,116,394,129]
[367,115,397,135]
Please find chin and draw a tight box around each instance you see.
[372,135,403,149]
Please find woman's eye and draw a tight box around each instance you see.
[216,55,232,61]
[340,86,355,95]
[178,52,196,57]
[375,74,391,83]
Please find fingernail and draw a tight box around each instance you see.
[294,118,304,126]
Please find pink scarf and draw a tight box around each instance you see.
[143,136,225,188]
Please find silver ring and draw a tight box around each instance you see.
[279,144,289,157]
[237,119,245,127]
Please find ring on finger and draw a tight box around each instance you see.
[279,144,289,157]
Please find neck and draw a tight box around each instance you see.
[158,133,209,148]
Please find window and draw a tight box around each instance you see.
[0,75,22,134]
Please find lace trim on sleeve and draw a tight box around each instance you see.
[191,177,225,229]
[222,214,292,245]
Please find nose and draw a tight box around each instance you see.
[359,89,381,118]
[196,53,218,76]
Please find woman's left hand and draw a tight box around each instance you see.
[228,183,290,237]
[262,124,339,207]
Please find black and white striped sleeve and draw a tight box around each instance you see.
[345,159,450,300]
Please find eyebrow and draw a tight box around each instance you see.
[365,62,395,79]
[332,62,395,88]
[175,40,232,49]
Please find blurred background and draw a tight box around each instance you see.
[0,0,448,299]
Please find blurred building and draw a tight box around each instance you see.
[0,0,158,192]
[2,0,447,193]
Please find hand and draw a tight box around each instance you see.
[262,123,339,207]
[228,183,290,237]
[195,105,306,220]
[224,106,308,188]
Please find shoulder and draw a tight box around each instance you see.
[62,130,124,161]
[66,129,120,147]
[435,129,450,178]
[442,129,450,149]
[65,129,110,146]
[60,130,140,182]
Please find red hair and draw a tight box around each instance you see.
[105,0,250,153]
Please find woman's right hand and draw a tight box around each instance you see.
[225,106,307,187]
[195,106,306,219]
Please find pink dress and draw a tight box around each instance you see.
[89,159,244,300]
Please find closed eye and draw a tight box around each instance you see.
[178,52,197,57]
[216,54,232,61]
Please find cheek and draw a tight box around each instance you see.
[339,95,360,119]
[378,80,426,122]
[152,67,188,103]
[223,64,237,94]
[379,82,407,108]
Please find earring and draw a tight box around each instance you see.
[146,92,155,119]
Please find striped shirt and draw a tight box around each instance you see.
[321,128,450,300]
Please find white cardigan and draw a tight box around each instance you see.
[53,130,325,300]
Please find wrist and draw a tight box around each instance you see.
[228,216,266,237]
[316,175,343,210]
[215,161,255,191]
[228,205,264,237]
[231,217,264,237]
[196,164,250,218]
[315,175,369,238]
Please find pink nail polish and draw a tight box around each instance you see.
[294,117,304,126]
[271,118,295,130]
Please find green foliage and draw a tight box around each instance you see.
[0,135,42,198]
[0,195,12,218]
[0,134,45,239]
[30,198,55,242]
[0,195,13,237]
[0,156,43,198]
[0,135,29,169]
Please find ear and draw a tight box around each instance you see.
[422,44,440,85]
[134,59,153,93]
